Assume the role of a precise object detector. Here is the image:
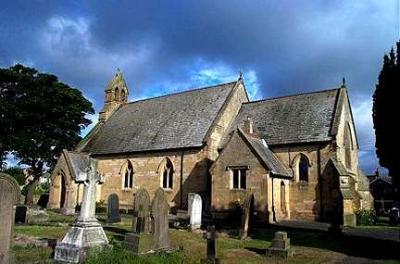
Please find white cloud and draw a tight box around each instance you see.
[135,59,261,101]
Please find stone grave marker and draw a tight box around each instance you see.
[0,173,21,264]
[55,158,109,263]
[124,188,152,254]
[132,188,151,233]
[239,193,254,239]
[151,188,170,250]
[266,231,293,258]
[106,193,121,224]
[37,193,49,209]
[188,193,202,230]
[201,225,220,264]
[15,205,27,224]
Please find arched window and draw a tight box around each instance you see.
[299,155,309,182]
[114,87,119,101]
[162,159,173,189]
[123,161,134,189]
[344,123,353,169]
[121,89,126,102]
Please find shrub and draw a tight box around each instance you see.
[356,209,377,226]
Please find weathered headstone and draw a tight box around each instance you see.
[0,173,21,264]
[188,193,202,230]
[201,226,220,264]
[266,231,293,258]
[151,188,170,250]
[239,193,254,239]
[55,158,108,263]
[37,194,49,209]
[132,188,151,234]
[106,193,121,224]
[124,188,152,254]
[15,205,27,224]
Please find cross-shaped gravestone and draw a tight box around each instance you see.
[201,225,220,264]
[55,158,109,263]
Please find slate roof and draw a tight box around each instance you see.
[82,82,237,155]
[238,128,292,177]
[226,88,341,146]
[63,150,90,179]
[370,176,393,185]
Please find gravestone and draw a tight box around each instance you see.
[0,173,21,264]
[37,194,49,209]
[132,188,151,234]
[106,193,121,224]
[15,205,27,224]
[266,231,293,258]
[151,188,170,250]
[239,193,254,239]
[201,225,220,264]
[124,188,152,254]
[188,193,202,230]
[55,158,109,263]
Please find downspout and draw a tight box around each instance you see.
[271,174,276,222]
[180,151,184,209]
[317,145,323,221]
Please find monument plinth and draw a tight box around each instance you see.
[55,158,108,263]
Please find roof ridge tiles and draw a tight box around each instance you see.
[126,81,237,105]
[243,87,341,105]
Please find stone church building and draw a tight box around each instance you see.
[48,71,372,226]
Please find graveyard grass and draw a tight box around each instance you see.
[12,212,400,264]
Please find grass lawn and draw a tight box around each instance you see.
[11,212,400,263]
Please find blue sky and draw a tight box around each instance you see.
[1,0,398,174]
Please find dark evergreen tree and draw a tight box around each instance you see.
[373,41,400,188]
[0,64,94,205]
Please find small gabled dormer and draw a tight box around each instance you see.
[99,70,129,122]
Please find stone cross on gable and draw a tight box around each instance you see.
[76,158,104,222]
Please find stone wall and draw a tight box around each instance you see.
[271,143,335,221]
[95,148,209,210]
[205,81,249,160]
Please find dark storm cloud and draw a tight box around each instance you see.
[1,0,398,173]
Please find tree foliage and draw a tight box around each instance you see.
[0,64,94,204]
[373,41,400,187]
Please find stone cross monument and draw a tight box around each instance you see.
[55,158,108,263]
[201,225,220,264]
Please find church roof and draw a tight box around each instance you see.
[63,150,90,179]
[228,88,341,146]
[82,81,237,155]
[238,128,292,177]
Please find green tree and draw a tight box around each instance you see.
[0,64,94,205]
[373,41,400,188]
[3,166,26,186]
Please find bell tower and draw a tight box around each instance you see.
[99,69,129,122]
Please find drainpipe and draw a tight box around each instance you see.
[180,151,184,209]
[317,145,323,221]
[272,175,276,222]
